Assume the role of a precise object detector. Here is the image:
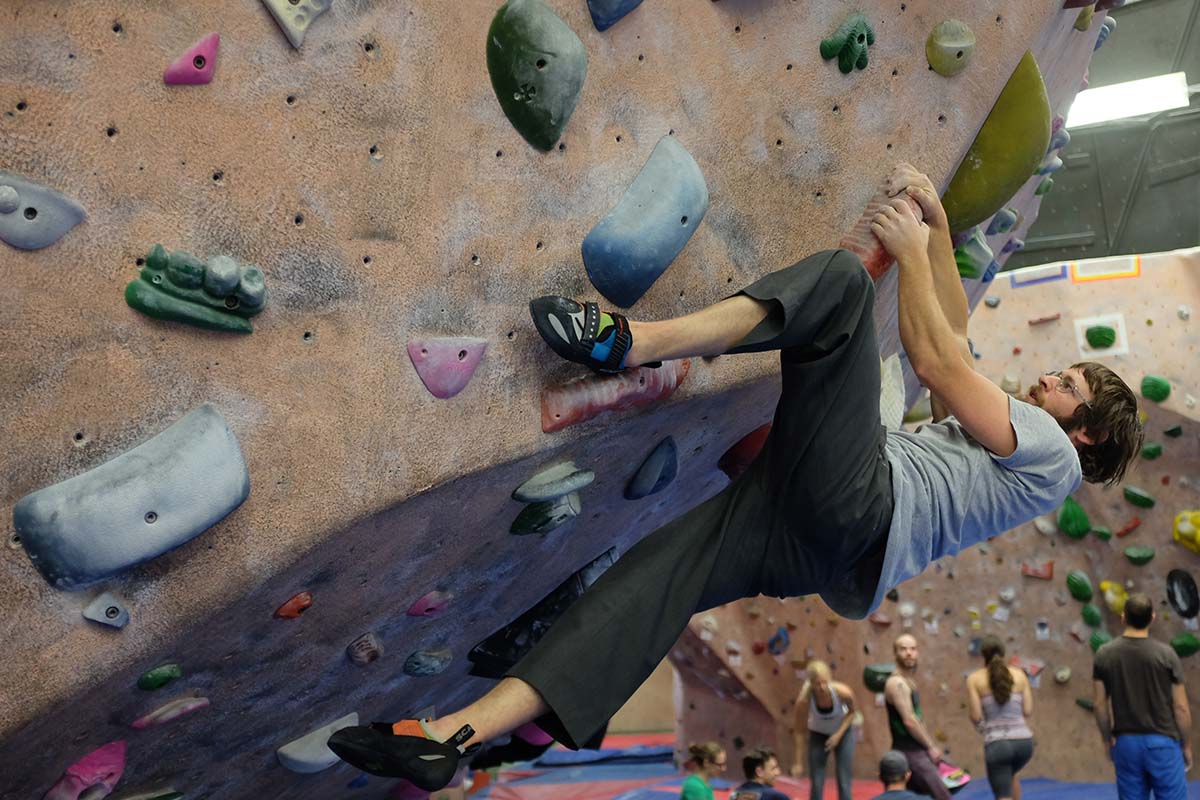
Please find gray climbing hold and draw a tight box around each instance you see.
[1037,153,1063,175]
[403,649,453,677]
[954,227,993,280]
[986,207,1018,236]
[587,0,644,31]
[512,462,595,503]
[583,135,708,307]
[1048,126,1070,153]
[277,712,360,773]
[83,592,130,629]
[625,437,678,500]
[0,171,86,250]
[1095,16,1116,50]
[13,404,250,590]
[510,492,581,535]
[984,296,1001,308]
[261,0,331,48]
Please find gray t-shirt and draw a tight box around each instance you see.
[1093,636,1185,739]
[868,395,1081,613]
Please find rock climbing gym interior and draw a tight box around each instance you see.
[4,1,1200,799]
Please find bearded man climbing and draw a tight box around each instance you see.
[329,163,1143,789]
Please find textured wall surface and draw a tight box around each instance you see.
[0,0,1100,797]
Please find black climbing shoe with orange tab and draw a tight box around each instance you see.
[530,296,659,374]
[328,718,479,790]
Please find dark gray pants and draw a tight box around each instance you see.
[808,730,855,800]
[509,250,894,748]
[901,749,952,800]
[984,738,1034,797]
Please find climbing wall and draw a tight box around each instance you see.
[0,1,1110,797]
[672,247,1200,783]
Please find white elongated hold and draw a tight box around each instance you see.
[277,712,359,773]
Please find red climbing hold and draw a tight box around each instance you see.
[868,611,893,627]
[408,337,488,400]
[164,33,219,85]
[1021,560,1054,580]
[752,641,767,655]
[719,423,772,481]
[540,360,690,433]
[1028,313,1062,326]
[1163,475,1171,486]
[407,590,453,618]
[840,192,925,280]
[274,591,313,619]
[1012,346,1022,356]
[1115,517,1142,538]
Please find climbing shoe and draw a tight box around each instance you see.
[529,296,659,374]
[327,719,479,790]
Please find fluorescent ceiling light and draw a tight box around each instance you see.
[1066,72,1190,128]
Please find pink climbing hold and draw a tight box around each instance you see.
[407,337,488,399]
[540,359,691,433]
[43,740,126,800]
[164,33,219,85]
[840,191,924,280]
[513,721,555,746]
[406,590,453,618]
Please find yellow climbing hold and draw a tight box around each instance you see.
[1100,580,1128,616]
[926,20,975,77]
[1173,511,1200,555]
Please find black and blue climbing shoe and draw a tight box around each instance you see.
[530,296,658,374]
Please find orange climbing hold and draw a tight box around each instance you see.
[1021,560,1054,579]
[1115,517,1141,538]
[719,423,772,481]
[274,591,313,619]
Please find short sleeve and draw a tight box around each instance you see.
[991,396,1081,488]
[1167,648,1185,684]
[1092,650,1106,683]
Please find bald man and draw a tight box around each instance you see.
[884,635,949,800]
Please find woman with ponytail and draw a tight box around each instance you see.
[680,741,726,800]
[966,635,1034,799]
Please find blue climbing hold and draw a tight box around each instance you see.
[583,135,708,307]
[0,171,86,250]
[981,259,1001,283]
[954,227,993,280]
[403,649,453,677]
[768,626,790,655]
[1002,238,1025,255]
[624,437,678,500]
[1095,16,1116,50]
[348,774,370,789]
[1048,126,1071,153]
[587,0,644,31]
[1037,154,1063,175]
[986,207,1018,236]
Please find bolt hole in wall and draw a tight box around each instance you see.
[144,511,157,524]
[23,207,37,220]
[211,171,223,184]
[293,213,304,227]
[16,101,27,111]
[470,254,481,266]
[105,126,117,138]
[535,240,544,251]
[302,331,313,342]
[286,94,297,106]
[362,255,372,265]
[112,21,122,34]
[193,55,206,70]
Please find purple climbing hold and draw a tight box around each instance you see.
[981,259,1001,283]
[1001,238,1025,255]
[624,437,678,500]
[407,590,453,618]
[43,740,126,800]
[164,33,219,85]
[407,337,487,399]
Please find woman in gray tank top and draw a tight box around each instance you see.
[793,660,859,800]
[966,635,1034,800]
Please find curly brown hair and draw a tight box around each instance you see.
[1064,362,1143,486]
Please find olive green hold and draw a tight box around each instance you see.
[1141,442,1163,460]
[138,663,183,691]
[820,13,875,73]
[1074,5,1095,31]
[1085,325,1116,349]
[1092,526,1112,541]
[1165,425,1183,438]
[926,20,975,77]
[1057,497,1091,539]
[125,244,267,333]
[1141,375,1171,402]
[1081,603,1102,627]
[1123,486,1156,508]
[1124,545,1156,566]
[1171,632,1200,658]
[1090,629,1112,652]
[863,662,895,693]
[1076,697,1095,711]
[1067,569,1093,602]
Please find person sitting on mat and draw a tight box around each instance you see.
[680,741,727,800]
[328,163,1142,790]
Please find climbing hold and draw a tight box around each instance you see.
[1141,442,1163,460]
[868,611,892,626]
[83,592,130,629]
[926,20,975,77]
[720,423,771,481]
[1124,546,1155,566]
[942,52,1050,231]
[1090,629,1112,652]
[487,0,587,151]
[1100,581,1128,615]
[1095,16,1116,50]
[1173,512,1200,554]
[1074,5,1095,31]
[274,591,313,619]
[1034,177,1054,196]
[820,13,875,73]
[863,663,894,693]
[403,648,453,677]
[348,774,370,789]
[125,244,267,333]
[131,696,210,729]
[582,135,708,308]
[1123,486,1155,508]
[1002,238,1026,255]
[0,170,86,250]
[1141,375,1171,402]
[1178,306,1192,321]
[625,437,678,500]
[277,712,360,773]
[1067,570,1093,602]
[1115,516,1142,537]
[1037,154,1064,176]
[163,32,218,85]
[1167,570,1199,618]
[1033,515,1056,536]
[43,741,126,800]
[347,633,384,665]
[1021,560,1054,579]
[1000,375,1022,395]
[512,462,594,503]
[510,492,581,534]
[1092,526,1112,541]
[986,208,1019,236]
[954,227,993,280]
[1165,425,1184,438]
[137,664,183,691]
[840,192,924,280]
[752,641,767,655]
[1171,632,1200,658]
[407,590,453,617]
[1057,497,1091,539]
[1076,697,1095,711]
[541,359,690,433]
[407,338,487,400]
[1085,325,1116,349]
[107,789,184,800]
[1049,125,1071,154]
[999,586,1017,604]
[768,627,790,656]
[1028,312,1060,326]
[586,0,643,31]
[1081,603,1102,627]
[984,296,1001,308]
[1055,666,1072,684]
[261,0,331,48]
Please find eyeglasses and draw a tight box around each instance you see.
[1046,370,1091,409]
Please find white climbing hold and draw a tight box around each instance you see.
[1179,305,1192,321]
[277,712,359,773]
[999,586,1016,604]
[261,0,332,48]
[83,592,130,629]
[1001,374,1021,394]
[0,185,19,214]
[1033,515,1056,536]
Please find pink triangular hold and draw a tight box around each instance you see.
[43,740,126,800]
[164,33,219,85]
[407,337,487,399]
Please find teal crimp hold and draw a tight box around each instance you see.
[954,226,993,279]
[125,244,267,333]
[820,13,875,73]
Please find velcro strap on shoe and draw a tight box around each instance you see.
[604,316,631,371]
[450,724,475,749]
[580,302,600,346]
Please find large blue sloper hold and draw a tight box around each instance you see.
[582,135,708,308]
[13,404,250,590]
[587,0,644,31]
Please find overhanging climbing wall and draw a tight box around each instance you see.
[1,1,1108,797]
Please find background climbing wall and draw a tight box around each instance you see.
[671,247,1200,783]
[0,1,1112,797]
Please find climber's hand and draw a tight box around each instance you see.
[872,196,930,264]
[887,163,948,234]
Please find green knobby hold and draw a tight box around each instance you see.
[1171,632,1200,658]
[1057,497,1091,539]
[1141,442,1163,460]
[926,19,975,77]
[1123,486,1156,508]
[1035,176,1054,195]
[1075,697,1095,711]
[1141,375,1171,402]
[486,0,588,152]
[1092,526,1112,541]
[1085,325,1116,349]
[138,663,184,691]
[820,13,875,73]
[1124,545,1156,566]
[1090,629,1112,652]
[1067,569,1094,602]
[125,244,267,333]
[1165,425,1183,438]
[1081,603,1102,627]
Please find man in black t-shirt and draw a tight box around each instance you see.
[731,747,789,800]
[1093,592,1193,800]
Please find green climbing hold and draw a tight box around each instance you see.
[926,20,975,77]
[1075,5,1095,31]
[1085,325,1116,349]
[1035,176,1054,195]
[863,662,895,693]
[954,226,993,280]
[1057,497,1091,539]
[1090,629,1112,652]
[942,52,1050,232]
[125,244,267,333]
[138,663,183,691]
[1123,486,1156,508]
[1165,425,1183,438]
[1141,442,1163,460]
[1141,375,1171,402]
[510,492,581,535]
[820,13,875,73]
[1081,604,1102,627]
[1076,697,1095,711]
[1171,632,1200,657]
[1067,570,1093,602]
[487,0,587,151]
[1093,526,1112,541]
[1124,545,1156,566]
